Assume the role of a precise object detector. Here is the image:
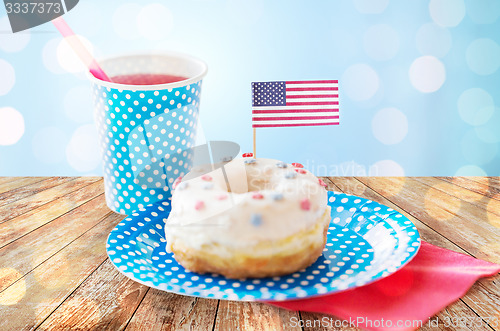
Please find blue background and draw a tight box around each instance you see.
[0,0,499,176]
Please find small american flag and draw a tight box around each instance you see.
[251,80,339,128]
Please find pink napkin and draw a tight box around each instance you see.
[266,242,500,331]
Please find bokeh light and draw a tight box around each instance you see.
[0,107,24,146]
[66,124,101,172]
[474,108,500,144]
[353,0,389,14]
[415,23,452,58]
[465,0,500,24]
[226,0,265,25]
[32,127,68,164]
[466,38,500,76]
[57,35,95,74]
[454,165,487,176]
[461,129,498,165]
[342,64,380,101]
[0,268,26,306]
[429,0,465,27]
[0,59,15,96]
[137,3,174,41]
[486,194,500,229]
[0,16,30,52]
[112,3,142,40]
[370,160,405,176]
[372,107,408,145]
[409,56,446,93]
[424,182,462,221]
[63,85,94,124]
[0,1,499,176]
[457,88,494,126]
[363,24,399,61]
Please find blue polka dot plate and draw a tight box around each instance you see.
[107,191,421,301]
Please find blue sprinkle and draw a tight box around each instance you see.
[203,183,214,190]
[250,213,262,226]
[244,159,257,164]
[177,182,188,190]
[284,172,297,179]
[272,193,284,201]
[276,161,288,168]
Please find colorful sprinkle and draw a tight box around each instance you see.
[250,213,262,226]
[300,198,311,211]
[272,193,284,201]
[242,153,253,158]
[284,172,297,179]
[276,161,288,168]
[294,168,307,174]
[252,193,264,199]
[292,162,304,168]
[318,178,328,187]
[172,176,183,189]
[203,183,214,190]
[195,200,205,210]
[177,182,188,190]
[216,194,228,200]
[201,175,212,181]
[244,159,257,164]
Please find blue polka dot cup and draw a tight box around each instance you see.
[89,52,208,215]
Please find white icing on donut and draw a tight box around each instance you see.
[165,158,329,251]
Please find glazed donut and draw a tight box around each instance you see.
[165,158,331,278]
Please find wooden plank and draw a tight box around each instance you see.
[414,177,500,225]
[37,260,148,331]
[356,177,500,264]
[0,179,104,249]
[0,177,100,224]
[125,290,218,331]
[0,177,76,209]
[466,177,500,192]
[461,282,500,327]
[0,211,124,330]
[0,177,17,185]
[0,194,110,294]
[420,301,493,331]
[328,177,500,330]
[213,300,301,331]
[437,177,500,202]
[0,177,46,194]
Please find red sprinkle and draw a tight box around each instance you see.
[172,176,183,189]
[252,193,264,199]
[300,198,311,211]
[195,200,205,210]
[242,153,254,158]
[201,175,212,181]
[292,163,304,168]
[294,168,307,174]
[318,178,328,187]
[216,194,228,200]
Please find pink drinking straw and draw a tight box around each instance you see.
[52,17,112,82]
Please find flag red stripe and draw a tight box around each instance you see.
[252,115,339,121]
[286,87,339,92]
[286,80,338,84]
[286,101,339,106]
[252,108,338,114]
[253,122,339,128]
[286,94,339,99]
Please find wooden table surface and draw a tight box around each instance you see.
[0,176,498,330]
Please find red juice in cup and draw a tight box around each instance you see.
[110,73,188,85]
